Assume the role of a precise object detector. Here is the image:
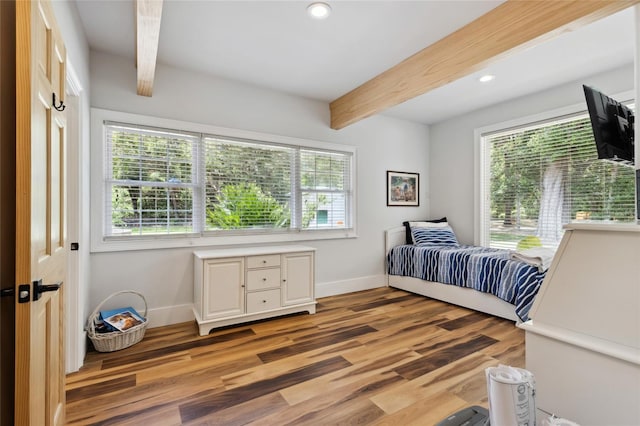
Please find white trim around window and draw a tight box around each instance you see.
[90,108,357,252]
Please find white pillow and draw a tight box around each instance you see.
[409,221,450,228]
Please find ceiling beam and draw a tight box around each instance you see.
[136,0,163,97]
[329,0,640,130]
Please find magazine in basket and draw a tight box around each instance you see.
[100,306,145,332]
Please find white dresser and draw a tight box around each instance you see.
[193,245,316,336]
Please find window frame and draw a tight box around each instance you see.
[91,108,357,252]
[474,90,634,247]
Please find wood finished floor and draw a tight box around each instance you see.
[65,287,525,425]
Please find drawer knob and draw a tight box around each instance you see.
[262,278,267,281]
[262,300,267,303]
[262,260,267,264]
[282,279,286,282]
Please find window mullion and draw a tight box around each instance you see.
[193,135,204,234]
[291,148,301,230]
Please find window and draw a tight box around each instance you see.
[203,136,294,232]
[300,150,350,229]
[93,110,355,250]
[105,123,199,236]
[480,107,636,250]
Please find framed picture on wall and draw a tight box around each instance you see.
[387,171,419,206]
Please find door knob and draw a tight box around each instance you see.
[33,279,62,301]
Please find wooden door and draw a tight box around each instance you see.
[1,1,17,423]
[15,0,67,424]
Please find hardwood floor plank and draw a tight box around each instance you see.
[77,402,183,426]
[367,302,455,330]
[412,322,496,356]
[135,353,263,386]
[438,311,493,330]
[475,316,522,340]
[278,348,417,406]
[181,392,289,426]
[258,373,403,426]
[370,390,469,426]
[65,374,224,425]
[257,325,376,363]
[312,310,391,333]
[99,328,256,370]
[290,398,387,425]
[66,287,525,425]
[353,322,447,350]
[187,334,293,363]
[395,335,498,380]
[315,288,390,309]
[65,375,136,403]
[370,351,499,414]
[178,356,352,423]
[221,345,354,390]
[350,293,420,312]
[478,324,525,368]
[447,369,489,403]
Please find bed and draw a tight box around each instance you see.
[385,225,547,322]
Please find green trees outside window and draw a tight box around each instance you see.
[485,113,635,249]
[105,123,352,237]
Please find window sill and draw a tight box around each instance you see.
[90,229,357,253]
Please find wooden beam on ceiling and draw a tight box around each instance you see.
[136,0,163,97]
[329,0,640,130]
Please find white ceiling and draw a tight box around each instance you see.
[74,0,636,126]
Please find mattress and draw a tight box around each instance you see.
[387,244,546,321]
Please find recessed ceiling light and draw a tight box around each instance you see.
[479,74,495,83]
[307,2,331,19]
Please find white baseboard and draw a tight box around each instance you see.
[76,276,387,375]
[140,276,386,329]
[146,303,196,329]
[315,274,387,298]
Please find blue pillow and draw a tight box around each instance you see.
[402,217,447,244]
[411,225,459,246]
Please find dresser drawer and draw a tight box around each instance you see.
[246,289,281,313]
[246,268,281,291]
[247,254,281,269]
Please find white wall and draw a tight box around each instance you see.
[89,51,431,326]
[429,64,634,245]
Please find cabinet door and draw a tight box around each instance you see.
[203,258,244,319]
[281,252,314,306]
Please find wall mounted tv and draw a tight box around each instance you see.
[583,85,635,166]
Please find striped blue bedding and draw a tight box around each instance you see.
[387,244,546,321]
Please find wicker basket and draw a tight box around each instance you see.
[86,290,148,352]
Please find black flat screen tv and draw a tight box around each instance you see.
[583,85,635,166]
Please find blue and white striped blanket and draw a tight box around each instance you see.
[387,244,546,321]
